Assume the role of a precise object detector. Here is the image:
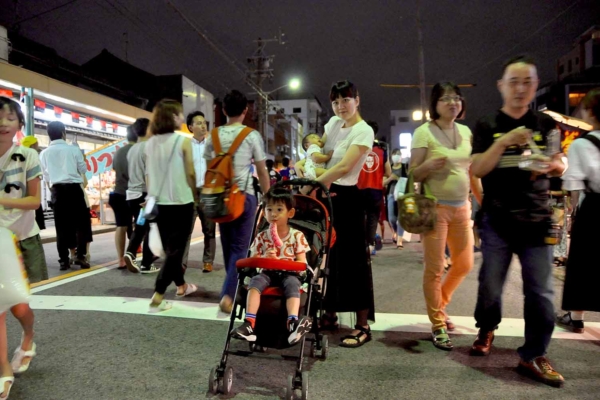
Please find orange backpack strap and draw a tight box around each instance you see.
[210,128,222,154]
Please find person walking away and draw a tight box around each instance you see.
[123,118,158,274]
[0,97,47,397]
[145,100,199,311]
[181,111,216,273]
[384,149,408,248]
[470,56,566,387]
[410,82,475,350]
[204,90,270,314]
[109,125,138,269]
[558,88,600,333]
[39,121,91,270]
[357,124,390,256]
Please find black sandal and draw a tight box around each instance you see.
[340,325,372,348]
[432,328,453,351]
[319,314,339,331]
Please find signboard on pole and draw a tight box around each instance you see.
[84,139,127,180]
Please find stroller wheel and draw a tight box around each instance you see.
[208,366,219,394]
[221,366,234,395]
[285,374,295,400]
[301,371,309,400]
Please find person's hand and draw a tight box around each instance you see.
[265,249,277,259]
[300,185,313,195]
[296,164,305,177]
[422,156,447,172]
[498,127,532,148]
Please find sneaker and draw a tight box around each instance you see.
[124,252,140,273]
[74,257,91,269]
[59,260,71,271]
[203,263,213,273]
[288,316,312,345]
[556,312,584,333]
[231,321,256,342]
[369,245,376,256]
[140,264,160,274]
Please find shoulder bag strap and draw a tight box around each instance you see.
[228,127,254,155]
[581,135,600,193]
[155,135,182,201]
[210,128,222,154]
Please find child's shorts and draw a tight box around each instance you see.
[19,234,49,283]
[249,272,301,299]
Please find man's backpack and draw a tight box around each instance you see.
[201,126,253,223]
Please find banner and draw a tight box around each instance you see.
[84,139,127,180]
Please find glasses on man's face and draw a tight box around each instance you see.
[439,96,462,104]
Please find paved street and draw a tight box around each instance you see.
[5,222,600,399]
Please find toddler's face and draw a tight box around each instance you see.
[265,201,295,227]
[308,135,323,148]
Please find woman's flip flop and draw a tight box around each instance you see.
[0,376,14,399]
[176,283,198,298]
[11,341,36,374]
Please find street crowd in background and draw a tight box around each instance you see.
[1,54,600,397]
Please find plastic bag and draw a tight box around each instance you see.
[148,223,165,258]
[0,227,30,313]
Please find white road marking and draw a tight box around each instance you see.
[28,295,600,341]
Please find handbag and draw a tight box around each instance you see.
[397,171,438,234]
[148,223,165,258]
[0,228,30,312]
[144,135,182,221]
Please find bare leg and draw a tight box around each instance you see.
[115,226,128,267]
[379,221,385,241]
[9,304,34,367]
[0,313,12,398]
[286,297,301,327]
[342,309,370,346]
[246,288,261,315]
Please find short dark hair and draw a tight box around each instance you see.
[264,186,294,210]
[302,133,319,151]
[582,87,600,122]
[130,118,150,138]
[429,82,466,120]
[223,90,248,118]
[186,111,205,131]
[502,55,537,76]
[47,121,66,141]
[266,159,274,170]
[0,96,25,127]
[282,156,290,167]
[366,120,379,134]
[329,80,358,102]
[150,99,183,135]
[126,125,139,143]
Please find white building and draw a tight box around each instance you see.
[268,98,323,135]
[390,110,425,159]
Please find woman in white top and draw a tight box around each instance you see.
[410,82,475,351]
[313,80,375,348]
[559,88,600,332]
[145,99,198,311]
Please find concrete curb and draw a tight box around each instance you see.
[40,226,117,244]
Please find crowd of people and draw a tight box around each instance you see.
[1,53,600,397]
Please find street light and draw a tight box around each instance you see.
[412,110,430,121]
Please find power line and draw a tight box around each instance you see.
[456,0,583,80]
[11,0,81,27]
[163,0,269,102]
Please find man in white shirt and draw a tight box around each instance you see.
[39,121,91,270]
[182,111,216,273]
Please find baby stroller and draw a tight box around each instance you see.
[208,179,335,399]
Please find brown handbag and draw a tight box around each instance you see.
[397,171,438,234]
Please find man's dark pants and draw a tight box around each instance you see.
[182,194,217,268]
[51,183,90,262]
[474,213,555,362]
[361,188,383,246]
[126,194,154,267]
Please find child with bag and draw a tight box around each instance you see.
[0,96,46,398]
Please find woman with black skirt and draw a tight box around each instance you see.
[314,80,375,348]
[559,88,600,332]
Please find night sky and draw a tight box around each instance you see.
[2,0,600,133]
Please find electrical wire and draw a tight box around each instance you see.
[456,0,583,80]
[11,0,81,27]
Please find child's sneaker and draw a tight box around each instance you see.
[288,316,312,344]
[231,321,257,342]
[375,234,383,250]
[370,245,376,256]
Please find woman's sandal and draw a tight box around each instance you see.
[340,325,372,348]
[319,314,339,331]
[11,339,36,374]
[175,283,198,298]
[432,328,453,351]
[0,376,14,399]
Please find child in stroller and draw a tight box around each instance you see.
[231,187,313,345]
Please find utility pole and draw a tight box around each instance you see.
[123,32,129,63]
[246,28,286,154]
[416,0,427,123]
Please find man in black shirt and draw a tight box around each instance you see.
[470,56,566,387]
[108,127,138,269]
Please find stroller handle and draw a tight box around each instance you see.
[273,179,329,194]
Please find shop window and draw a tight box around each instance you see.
[293,107,302,113]
[558,65,565,75]
[568,60,572,73]
[398,117,409,123]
